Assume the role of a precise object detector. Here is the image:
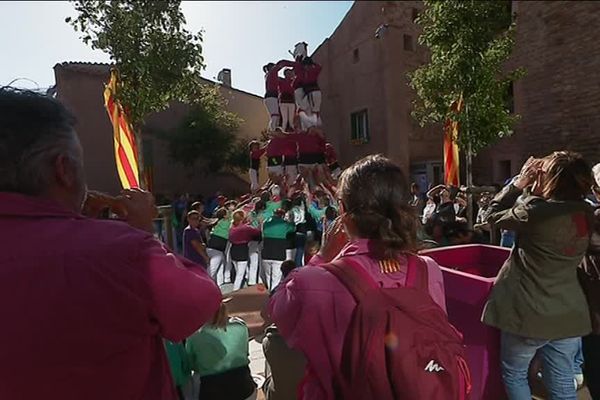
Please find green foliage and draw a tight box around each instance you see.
[409,0,525,153]
[164,84,245,173]
[226,138,253,173]
[66,0,205,127]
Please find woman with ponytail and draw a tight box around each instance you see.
[269,155,446,400]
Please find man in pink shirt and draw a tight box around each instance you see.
[0,88,222,400]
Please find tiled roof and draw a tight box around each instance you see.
[54,61,262,99]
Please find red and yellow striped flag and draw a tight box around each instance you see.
[443,96,463,187]
[103,70,140,189]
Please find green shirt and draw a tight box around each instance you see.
[265,201,282,220]
[263,216,295,240]
[308,204,327,221]
[164,341,191,387]
[211,219,231,239]
[186,318,250,377]
[249,210,267,228]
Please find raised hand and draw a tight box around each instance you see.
[513,157,544,190]
[119,188,158,233]
[319,216,349,262]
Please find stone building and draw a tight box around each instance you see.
[53,62,268,198]
[313,0,441,192]
[313,1,600,187]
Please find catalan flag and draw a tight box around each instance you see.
[443,96,463,187]
[103,70,140,189]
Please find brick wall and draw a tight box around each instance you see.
[474,0,600,184]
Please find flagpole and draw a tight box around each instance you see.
[465,101,474,229]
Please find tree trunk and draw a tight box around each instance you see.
[134,129,146,190]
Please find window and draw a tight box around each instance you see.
[412,8,419,22]
[498,160,512,182]
[403,34,414,51]
[353,48,360,63]
[351,110,369,144]
[505,82,515,114]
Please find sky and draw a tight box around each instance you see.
[0,1,353,95]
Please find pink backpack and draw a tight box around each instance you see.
[322,255,471,400]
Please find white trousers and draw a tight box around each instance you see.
[249,168,259,192]
[285,248,296,262]
[223,242,232,283]
[294,88,310,114]
[280,102,296,131]
[298,111,318,130]
[232,260,249,291]
[264,97,280,131]
[262,259,283,290]
[248,241,260,285]
[308,90,322,114]
[285,164,298,187]
[207,248,224,286]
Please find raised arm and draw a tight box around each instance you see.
[484,158,544,231]
[138,237,221,341]
[426,184,446,199]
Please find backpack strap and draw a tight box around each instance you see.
[322,258,378,302]
[406,254,429,292]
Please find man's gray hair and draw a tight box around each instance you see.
[0,87,80,195]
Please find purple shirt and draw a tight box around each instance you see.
[183,226,207,267]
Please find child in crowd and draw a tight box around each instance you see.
[183,211,209,268]
[229,210,262,290]
[186,300,257,400]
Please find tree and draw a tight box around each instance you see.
[409,0,525,226]
[66,0,205,185]
[164,84,245,174]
